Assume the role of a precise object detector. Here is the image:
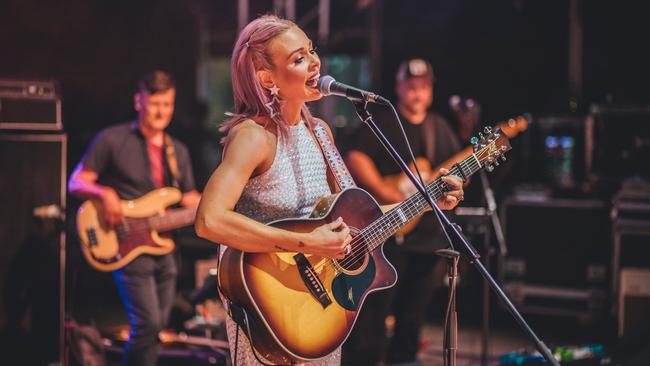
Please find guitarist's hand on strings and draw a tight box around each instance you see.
[435,168,464,211]
[306,217,353,259]
[100,187,124,227]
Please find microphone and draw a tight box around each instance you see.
[318,75,389,105]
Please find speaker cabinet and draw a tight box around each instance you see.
[618,268,650,337]
[502,196,611,288]
[0,133,66,365]
[501,196,611,320]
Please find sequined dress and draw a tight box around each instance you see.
[220,120,341,365]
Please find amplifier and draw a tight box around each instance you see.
[502,196,611,289]
[500,195,612,322]
[618,268,650,337]
[0,79,61,130]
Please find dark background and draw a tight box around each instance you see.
[2,0,650,364]
[2,0,649,185]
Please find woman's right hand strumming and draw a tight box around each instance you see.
[305,217,352,259]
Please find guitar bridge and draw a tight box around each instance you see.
[293,253,332,308]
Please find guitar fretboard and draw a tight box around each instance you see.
[148,208,197,232]
[362,153,482,250]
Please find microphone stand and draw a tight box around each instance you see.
[477,169,510,366]
[480,170,507,257]
[454,206,492,366]
[436,248,460,366]
[351,100,559,366]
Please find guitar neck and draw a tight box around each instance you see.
[148,208,197,232]
[364,153,482,250]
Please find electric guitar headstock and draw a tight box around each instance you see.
[471,126,512,172]
[498,115,529,139]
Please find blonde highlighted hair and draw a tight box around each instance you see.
[220,14,318,141]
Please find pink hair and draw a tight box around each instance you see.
[219,14,318,141]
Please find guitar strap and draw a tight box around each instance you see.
[310,122,356,191]
[421,113,436,164]
[164,134,181,189]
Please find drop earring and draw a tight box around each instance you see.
[264,84,282,118]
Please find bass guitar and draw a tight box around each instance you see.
[218,128,511,364]
[76,187,196,271]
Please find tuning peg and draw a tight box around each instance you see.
[486,165,494,172]
[494,160,500,166]
[500,156,507,162]
[484,126,492,134]
[470,136,478,145]
[478,132,484,140]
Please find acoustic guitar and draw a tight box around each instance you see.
[383,116,528,235]
[218,128,511,364]
[76,187,196,272]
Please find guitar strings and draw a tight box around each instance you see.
[314,173,455,272]
[318,158,471,271]
[347,141,497,263]
[109,209,196,240]
[313,146,490,273]
[340,137,500,269]
[331,152,482,270]
[339,157,477,267]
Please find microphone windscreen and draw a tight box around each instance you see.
[318,75,336,96]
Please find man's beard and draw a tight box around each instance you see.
[400,100,427,114]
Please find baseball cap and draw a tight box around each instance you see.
[396,58,434,83]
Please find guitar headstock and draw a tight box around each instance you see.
[471,126,512,172]
[498,115,529,139]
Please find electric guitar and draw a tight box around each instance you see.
[76,187,196,272]
[383,116,528,235]
[218,128,511,364]
[158,329,229,350]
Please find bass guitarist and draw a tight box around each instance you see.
[343,59,463,366]
[69,70,201,366]
[194,16,464,366]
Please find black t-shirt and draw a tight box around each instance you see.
[350,108,461,252]
[80,121,196,200]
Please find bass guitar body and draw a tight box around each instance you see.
[218,188,398,364]
[76,187,182,272]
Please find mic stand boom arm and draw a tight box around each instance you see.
[351,100,559,366]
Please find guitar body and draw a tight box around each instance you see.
[218,188,398,364]
[76,187,181,271]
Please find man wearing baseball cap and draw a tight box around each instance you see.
[343,59,462,366]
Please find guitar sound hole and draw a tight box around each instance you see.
[337,227,367,272]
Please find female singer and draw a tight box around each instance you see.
[195,14,464,365]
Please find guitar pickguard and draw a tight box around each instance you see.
[331,254,377,311]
